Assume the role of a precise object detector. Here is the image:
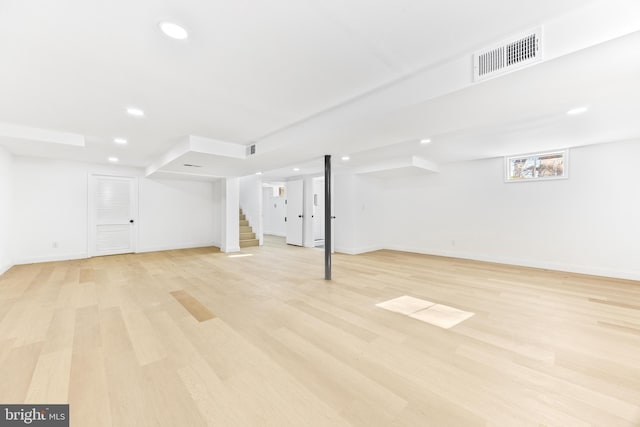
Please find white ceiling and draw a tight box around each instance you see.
[1,0,639,179]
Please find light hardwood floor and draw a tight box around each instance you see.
[1,236,639,426]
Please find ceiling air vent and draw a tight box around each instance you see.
[183,163,202,168]
[473,27,543,82]
[247,144,256,156]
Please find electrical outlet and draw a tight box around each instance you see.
[52,242,58,248]
[451,240,455,247]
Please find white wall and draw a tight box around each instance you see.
[12,157,91,263]
[375,140,640,280]
[0,147,12,274]
[211,179,222,246]
[262,186,286,237]
[138,178,220,252]
[11,157,221,264]
[239,175,263,244]
[333,173,386,254]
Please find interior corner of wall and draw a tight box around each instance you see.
[220,245,241,253]
[0,262,13,277]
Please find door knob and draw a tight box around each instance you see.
[129,219,134,224]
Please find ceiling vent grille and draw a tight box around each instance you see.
[246,144,256,156]
[473,27,542,82]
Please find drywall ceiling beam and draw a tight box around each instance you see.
[253,0,640,156]
[145,138,191,177]
[353,156,440,176]
[145,135,247,177]
[412,156,440,173]
[0,122,85,147]
[188,135,246,159]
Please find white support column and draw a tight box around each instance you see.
[303,176,315,248]
[220,177,240,253]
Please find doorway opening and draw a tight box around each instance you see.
[262,181,286,243]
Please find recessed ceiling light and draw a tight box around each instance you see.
[108,157,119,163]
[126,107,144,117]
[256,171,263,175]
[567,106,588,115]
[420,138,432,144]
[159,22,189,40]
[113,138,127,145]
[293,167,300,172]
[341,156,350,161]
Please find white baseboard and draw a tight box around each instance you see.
[383,245,640,282]
[0,262,13,276]
[9,244,636,282]
[264,232,286,237]
[14,243,219,265]
[136,242,218,253]
[335,245,385,255]
[220,246,241,253]
[15,252,88,265]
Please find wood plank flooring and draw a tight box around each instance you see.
[170,290,216,322]
[1,236,639,426]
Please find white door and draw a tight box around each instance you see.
[89,174,137,256]
[285,179,304,246]
[313,178,325,241]
[329,173,335,253]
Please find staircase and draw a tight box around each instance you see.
[239,208,259,248]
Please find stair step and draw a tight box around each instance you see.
[239,239,259,248]
[240,232,256,240]
[239,214,246,220]
[239,225,253,233]
[239,219,249,226]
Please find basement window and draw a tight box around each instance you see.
[505,149,568,182]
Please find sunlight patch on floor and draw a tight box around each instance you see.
[377,295,474,329]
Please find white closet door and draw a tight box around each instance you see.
[90,175,137,256]
[285,179,304,246]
